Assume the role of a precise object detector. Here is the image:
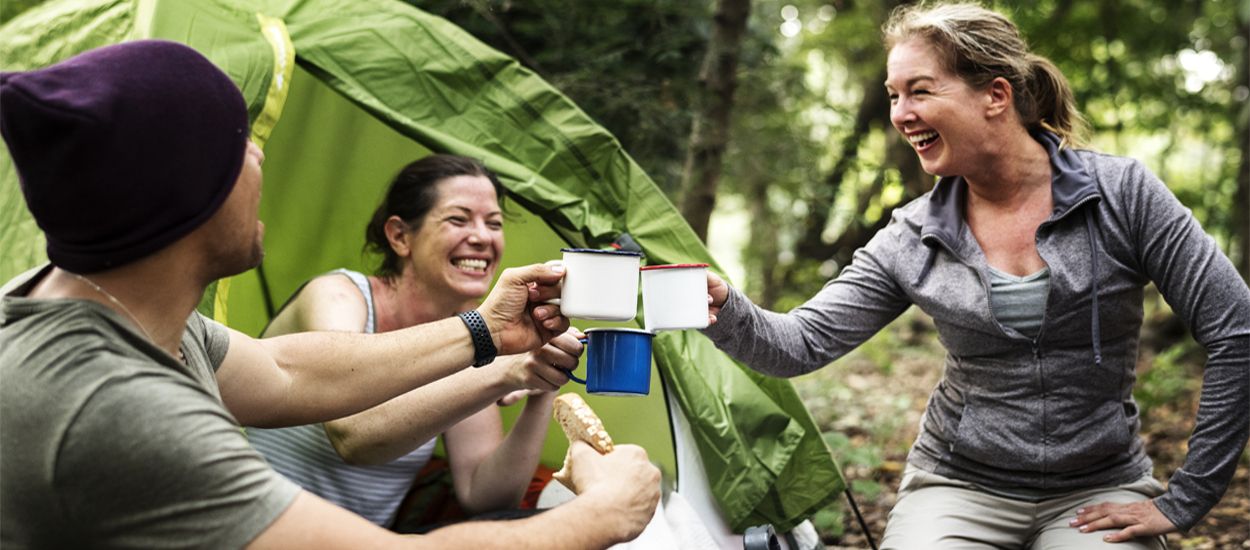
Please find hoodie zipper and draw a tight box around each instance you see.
[924,231,1049,347]
[1030,193,1101,361]
[924,230,1053,469]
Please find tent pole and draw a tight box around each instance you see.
[255,263,276,320]
[845,487,878,550]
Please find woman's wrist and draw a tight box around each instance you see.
[483,354,524,393]
[521,389,558,409]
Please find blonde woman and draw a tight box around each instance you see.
[702,4,1249,548]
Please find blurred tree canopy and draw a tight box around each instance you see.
[414,0,711,197]
[416,0,1248,310]
[5,0,1246,309]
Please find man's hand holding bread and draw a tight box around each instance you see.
[551,393,660,541]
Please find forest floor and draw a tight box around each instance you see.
[791,310,1249,550]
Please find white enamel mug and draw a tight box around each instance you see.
[557,248,643,321]
[640,263,709,331]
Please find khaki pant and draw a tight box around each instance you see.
[880,465,1168,550]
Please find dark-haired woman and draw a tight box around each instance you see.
[701,3,1249,548]
[248,155,579,528]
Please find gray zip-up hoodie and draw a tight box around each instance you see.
[702,131,1250,531]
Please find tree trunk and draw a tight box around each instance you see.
[745,176,782,309]
[770,0,919,300]
[826,135,931,271]
[775,71,891,295]
[794,67,891,261]
[678,0,750,241]
[463,0,544,75]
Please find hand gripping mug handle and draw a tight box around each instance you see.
[543,259,564,305]
[559,337,590,384]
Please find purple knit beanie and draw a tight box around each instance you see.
[0,39,249,273]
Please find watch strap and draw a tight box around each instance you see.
[457,310,497,367]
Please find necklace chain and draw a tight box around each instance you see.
[69,272,182,361]
[70,273,153,340]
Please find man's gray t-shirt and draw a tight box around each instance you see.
[0,266,300,548]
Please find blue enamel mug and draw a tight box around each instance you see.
[563,328,654,396]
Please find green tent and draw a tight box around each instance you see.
[0,0,845,537]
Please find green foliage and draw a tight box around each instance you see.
[790,310,946,542]
[808,501,846,538]
[812,431,887,539]
[855,322,898,376]
[1135,340,1202,412]
[412,0,710,197]
[823,431,884,471]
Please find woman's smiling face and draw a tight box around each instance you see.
[402,174,503,300]
[886,38,991,177]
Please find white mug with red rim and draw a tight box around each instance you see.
[640,263,710,331]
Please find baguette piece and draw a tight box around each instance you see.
[552,393,613,491]
[553,393,614,453]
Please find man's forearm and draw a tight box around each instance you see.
[418,489,633,549]
[244,317,477,427]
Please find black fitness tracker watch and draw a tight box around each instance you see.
[457,310,497,367]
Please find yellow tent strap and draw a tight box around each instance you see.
[214,13,294,324]
[251,13,295,149]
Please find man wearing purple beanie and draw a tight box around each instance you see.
[0,40,659,549]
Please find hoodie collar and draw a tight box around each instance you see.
[920,130,1101,250]
[912,130,1107,367]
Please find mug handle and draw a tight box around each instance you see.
[543,259,564,305]
[561,368,586,385]
[559,336,591,384]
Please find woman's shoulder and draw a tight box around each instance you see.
[880,191,932,239]
[263,272,370,336]
[1072,149,1151,185]
[1071,149,1171,206]
[303,271,371,301]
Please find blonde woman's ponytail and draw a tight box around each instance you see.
[884,3,1089,148]
[1027,54,1089,148]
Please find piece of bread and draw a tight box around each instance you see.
[553,393,614,453]
[552,393,613,491]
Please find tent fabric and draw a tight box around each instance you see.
[223,62,688,480]
[0,0,135,289]
[0,0,845,531]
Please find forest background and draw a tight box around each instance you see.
[3,0,1247,547]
